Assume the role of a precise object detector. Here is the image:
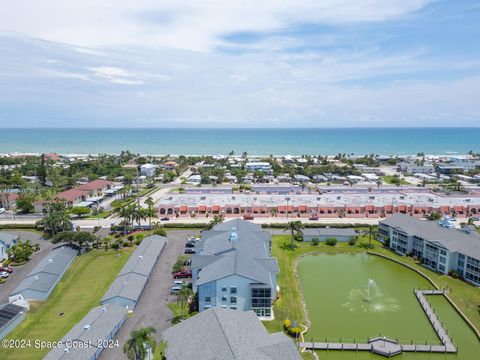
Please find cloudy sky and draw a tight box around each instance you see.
[0,0,479,128]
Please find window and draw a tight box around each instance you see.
[230,296,237,304]
[230,287,237,294]
[221,287,227,292]
[230,306,237,310]
[221,296,227,301]
[205,296,211,303]
[205,287,211,296]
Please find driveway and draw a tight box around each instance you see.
[0,231,54,304]
[100,229,199,360]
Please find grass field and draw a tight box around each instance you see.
[263,234,480,359]
[382,175,411,185]
[0,247,134,360]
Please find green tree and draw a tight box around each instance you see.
[207,214,224,230]
[16,193,35,213]
[145,197,156,229]
[123,327,157,360]
[70,206,90,217]
[283,221,304,247]
[40,201,71,236]
[178,286,193,318]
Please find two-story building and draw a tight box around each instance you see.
[191,219,279,318]
[379,214,480,286]
[0,232,19,262]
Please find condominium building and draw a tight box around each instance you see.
[379,214,480,286]
[191,219,279,318]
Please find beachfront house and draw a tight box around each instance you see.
[379,214,480,286]
[245,162,273,175]
[191,219,279,318]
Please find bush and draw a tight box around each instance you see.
[135,233,144,241]
[348,237,357,246]
[325,237,337,246]
[311,237,320,246]
[154,228,167,236]
[122,241,131,247]
[283,319,292,330]
[288,327,301,337]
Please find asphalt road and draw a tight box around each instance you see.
[100,229,200,360]
[0,231,54,304]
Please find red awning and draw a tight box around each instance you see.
[384,205,393,211]
[179,205,188,212]
[365,205,374,211]
[212,205,220,211]
[440,206,450,212]
[298,205,307,211]
[198,205,207,211]
[454,206,464,212]
[397,205,407,211]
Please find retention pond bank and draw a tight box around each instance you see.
[297,253,480,359]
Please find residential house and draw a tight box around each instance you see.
[191,219,279,318]
[0,232,18,261]
[140,163,158,177]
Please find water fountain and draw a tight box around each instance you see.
[343,278,399,313]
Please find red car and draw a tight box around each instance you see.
[0,266,13,273]
[173,270,192,279]
[243,214,254,220]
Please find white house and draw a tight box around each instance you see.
[140,164,158,177]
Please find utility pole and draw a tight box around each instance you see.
[136,166,140,207]
[286,196,290,220]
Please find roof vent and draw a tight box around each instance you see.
[229,227,238,242]
[138,255,143,259]
[84,324,90,330]
[102,307,107,312]
[48,259,53,263]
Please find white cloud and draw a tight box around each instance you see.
[0,0,433,51]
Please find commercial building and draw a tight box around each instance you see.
[44,304,127,360]
[379,214,480,286]
[191,219,279,318]
[162,307,301,360]
[100,235,166,309]
[10,245,78,300]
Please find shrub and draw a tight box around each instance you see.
[154,228,167,237]
[288,327,301,337]
[311,237,320,246]
[135,233,144,241]
[348,237,357,246]
[122,241,131,247]
[325,237,337,246]
[127,235,134,242]
[283,319,292,330]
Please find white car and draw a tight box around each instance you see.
[0,271,9,278]
[0,207,6,214]
[170,285,182,294]
[173,280,185,287]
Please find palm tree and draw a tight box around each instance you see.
[145,197,156,229]
[123,327,157,360]
[284,221,304,247]
[208,214,224,229]
[178,286,193,317]
[116,205,134,235]
[131,205,147,226]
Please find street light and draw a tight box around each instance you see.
[285,197,291,220]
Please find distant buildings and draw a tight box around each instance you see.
[302,228,357,242]
[162,307,301,360]
[245,161,273,175]
[191,219,279,318]
[379,214,480,286]
[140,163,158,177]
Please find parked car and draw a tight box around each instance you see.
[173,270,192,279]
[0,266,13,273]
[0,207,6,214]
[173,280,185,287]
[185,241,196,248]
[0,271,9,279]
[243,214,254,220]
[161,217,170,221]
[184,248,196,254]
[309,215,319,220]
[170,285,182,294]
[471,217,480,222]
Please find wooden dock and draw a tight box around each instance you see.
[299,289,457,357]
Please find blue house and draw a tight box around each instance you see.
[191,219,279,318]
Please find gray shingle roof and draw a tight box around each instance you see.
[10,245,78,298]
[100,272,148,304]
[44,304,127,360]
[163,308,301,360]
[0,232,18,246]
[196,251,274,286]
[381,214,480,259]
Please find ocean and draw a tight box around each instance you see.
[1,128,479,156]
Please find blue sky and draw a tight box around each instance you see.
[0,0,479,128]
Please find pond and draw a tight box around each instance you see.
[297,253,480,359]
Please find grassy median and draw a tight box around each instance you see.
[0,247,134,360]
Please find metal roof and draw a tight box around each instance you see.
[0,232,18,245]
[44,304,127,360]
[10,246,78,298]
[0,303,25,331]
[302,228,357,237]
[163,307,301,360]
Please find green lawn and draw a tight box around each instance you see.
[0,247,134,360]
[382,175,411,185]
[264,234,480,340]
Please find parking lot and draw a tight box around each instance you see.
[100,229,200,360]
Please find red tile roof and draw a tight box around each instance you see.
[56,189,89,202]
[76,180,113,191]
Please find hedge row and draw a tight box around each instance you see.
[261,223,375,229]
[0,224,38,230]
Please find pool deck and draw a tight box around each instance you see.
[299,289,457,357]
